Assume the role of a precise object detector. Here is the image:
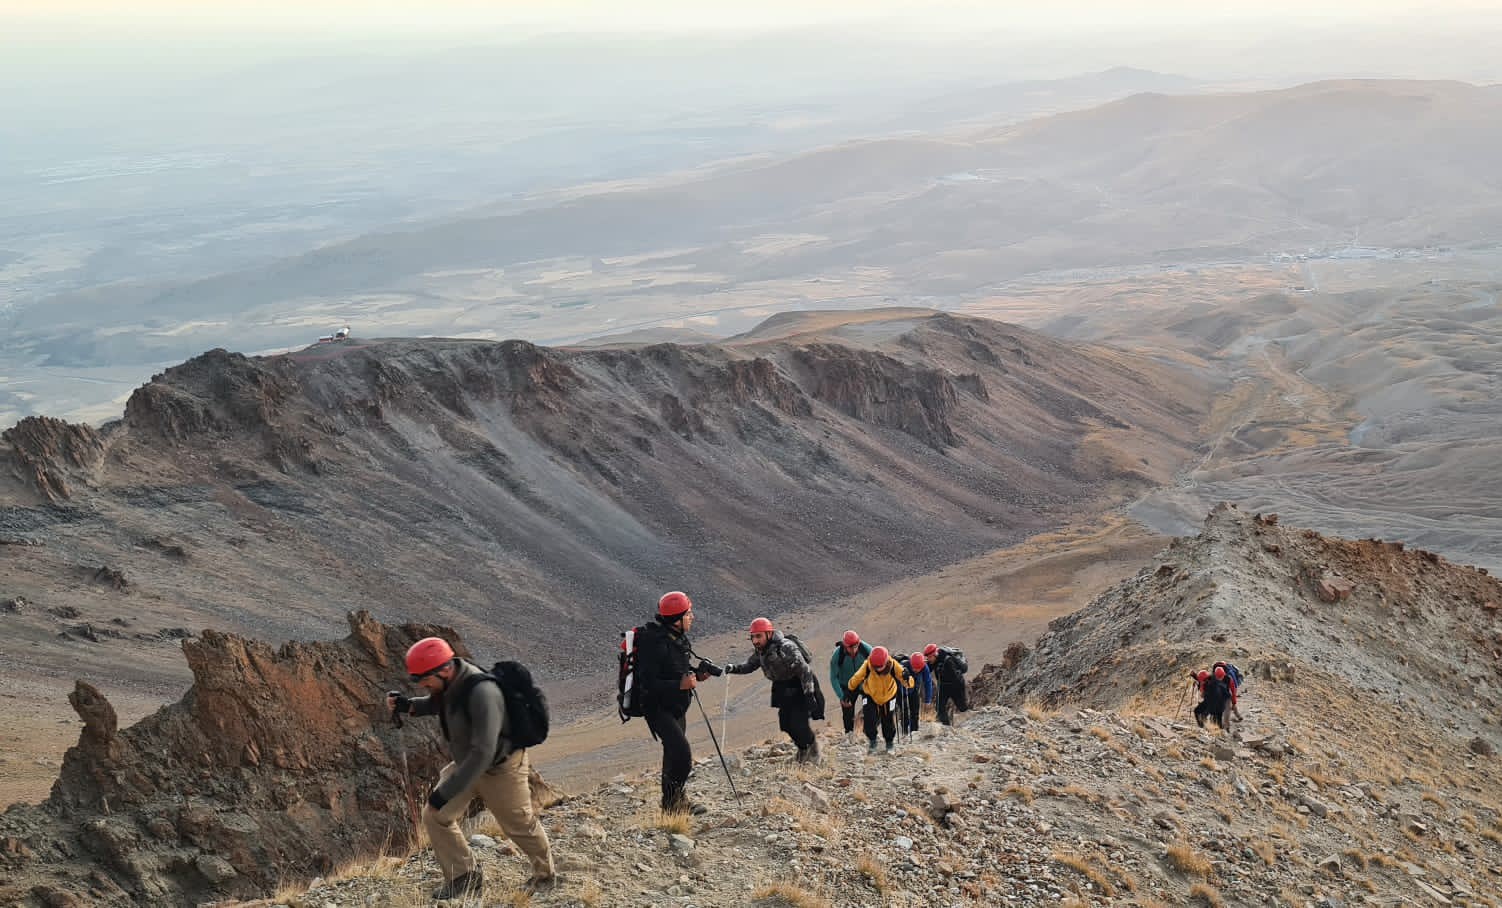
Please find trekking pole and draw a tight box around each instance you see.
[721,672,731,754]
[693,689,742,800]
[1176,678,1191,716]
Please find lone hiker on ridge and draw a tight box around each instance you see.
[387,637,556,899]
[726,617,825,764]
[830,629,873,745]
[633,591,714,815]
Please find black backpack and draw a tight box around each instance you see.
[940,647,969,675]
[448,661,550,751]
[784,632,814,664]
[617,624,655,722]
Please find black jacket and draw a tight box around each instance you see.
[636,617,694,716]
[932,647,968,685]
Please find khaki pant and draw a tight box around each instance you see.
[422,749,554,881]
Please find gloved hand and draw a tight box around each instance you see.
[427,789,448,812]
[805,692,824,721]
[841,697,854,708]
[386,691,412,714]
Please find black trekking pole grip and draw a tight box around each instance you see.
[693,689,741,801]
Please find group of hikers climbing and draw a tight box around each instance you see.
[618,591,972,817]
[380,585,1238,900]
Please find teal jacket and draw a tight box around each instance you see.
[829,640,872,697]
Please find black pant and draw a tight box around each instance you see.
[863,699,897,744]
[937,678,968,725]
[902,687,921,733]
[1194,697,1231,729]
[774,682,816,751]
[646,708,691,807]
[840,695,861,733]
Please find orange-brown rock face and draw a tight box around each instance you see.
[1,612,459,906]
[2,416,105,501]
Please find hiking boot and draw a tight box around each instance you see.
[884,741,895,755]
[523,874,559,895]
[1194,713,1206,729]
[867,739,878,755]
[664,794,708,816]
[843,731,854,746]
[807,738,820,764]
[432,869,484,900]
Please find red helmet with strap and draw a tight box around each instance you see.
[842,630,860,647]
[923,643,939,659]
[749,617,775,634]
[909,652,926,672]
[658,591,692,618]
[405,637,454,677]
[870,646,890,669]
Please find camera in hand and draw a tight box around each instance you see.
[695,659,724,678]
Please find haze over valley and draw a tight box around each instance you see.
[4,2,1502,864]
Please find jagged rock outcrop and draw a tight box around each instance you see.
[989,504,1502,740]
[2,416,105,501]
[0,612,464,906]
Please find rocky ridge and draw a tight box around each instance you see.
[0,311,1208,727]
[7,509,1500,907]
[0,612,549,907]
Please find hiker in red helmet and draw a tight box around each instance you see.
[1190,665,1233,731]
[894,651,934,737]
[1212,662,1244,720]
[631,591,715,815]
[829,630,873,746]
[923,642,971,725]
[726,617,825,763]
[847,646,914,754]
[386,637,556,898]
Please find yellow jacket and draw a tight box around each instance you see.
[847,659,914,706]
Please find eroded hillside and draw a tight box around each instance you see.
[4,509,1498,907]
[0,310,1209,804]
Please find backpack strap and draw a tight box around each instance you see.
[439,672,496,742]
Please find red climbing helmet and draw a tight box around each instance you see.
[923,643,939,659]
[405,637,454,678]
[749,617,775,634]
[870,646,890,669]
[842,630,861,648]
[909,652,926,672]
[1213,666,1227,680]
[658,591,692,618]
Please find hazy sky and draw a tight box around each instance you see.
[7,0,1501,33]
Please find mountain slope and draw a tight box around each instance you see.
[0,311,1209,739]
[6,511,1499,907]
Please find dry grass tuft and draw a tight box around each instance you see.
[752,881,834,907]
[764,796,837,840]
[1199,756,1220,772]
[1249,839,1277,865]
[855,854,889,893]
[1342,848,1369,869]
[1163,744,1185,760]
[645,808,692,835]
[1189,882,1225,907]
[1051,852,1116,897]
[576,879,605,907]
[1088,726,1113,742]
[1166,841,1214,878]
[1002,783,1035,804]
[1024,701,1053,721]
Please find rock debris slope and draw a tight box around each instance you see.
[8,507,1500,907]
